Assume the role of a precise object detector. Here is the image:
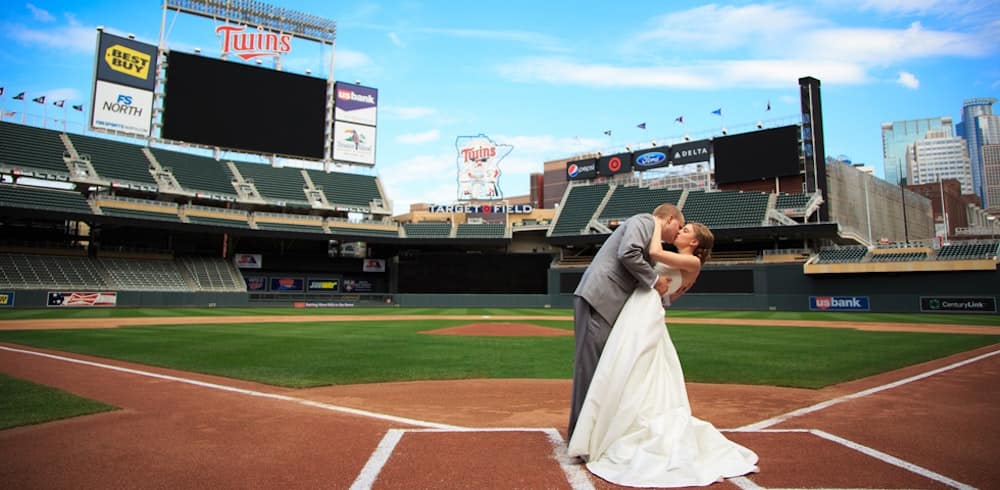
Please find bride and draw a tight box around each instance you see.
[567,221,759,487]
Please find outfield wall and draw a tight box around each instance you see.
[3,264,997,313]
[550,264,1000,313]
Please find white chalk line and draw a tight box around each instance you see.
[0,345,464,430]
[738,348,1000,432]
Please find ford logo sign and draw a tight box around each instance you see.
[635,152,666,167]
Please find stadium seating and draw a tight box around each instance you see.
[179,256,246,291]
[100,257,190,291]
[599,185,683,222]
[65,133,157,186]
[0,121,72,176]
[253,212,325,233]
[231,162,311,206]
[774,193,811,210]
[0,183,93,215]
[149,148,238,197]
[403,222,453,238]
[550,183,610,236]
[183,205,251,229]
[815,247,869,263]
[455,223,506,238]
[0,253,108,289]
[305,169,383,209]
[936,241,1000,260]
[869,252,928,263]
[680,190,769,228]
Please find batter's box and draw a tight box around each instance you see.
[351,428,585,490]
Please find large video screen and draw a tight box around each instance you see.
[161,51,327,159]
[713,125,801,184]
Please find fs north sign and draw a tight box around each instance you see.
[809,296,870,311]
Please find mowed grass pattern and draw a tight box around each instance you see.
[0,314,996,389]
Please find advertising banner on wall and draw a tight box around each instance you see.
[47,292,118,307]
[598,152,634,177]
[363,259,385,272]
[307,278,340,291]
[0,291,13,307]
[332,121,377,165]
[90,81,154,136]
[270,277,304,291]
[809,296,870,311]
[244,276,267,291]
[566,158,598,181]
[670,139,712,165]
[234,253,263,269]
[920,296,996,313]
[334,82,378,126]
[632,146,672,171]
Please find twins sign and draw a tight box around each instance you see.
[456,134,512,201]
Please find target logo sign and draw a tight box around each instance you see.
[608,157,622,172]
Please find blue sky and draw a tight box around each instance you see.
[2,1,998,214]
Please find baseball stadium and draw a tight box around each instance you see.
[1,2,999,489]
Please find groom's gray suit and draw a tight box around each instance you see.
[568,213,659,438]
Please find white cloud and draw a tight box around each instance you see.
[397,129,440,144]
[334,49,373,69]
[5,18,95,54]
[388,32,404,48]
[801,22,986,64]
[382,105,437,120]
[896,71,920,88]
[418,27,563,51]
[498,57,866,89]
[26,3,55,22]
[631,4,820,52]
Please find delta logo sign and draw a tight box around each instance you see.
[216,25,292,60]
[809,296,870,311]
[104,43,151,80]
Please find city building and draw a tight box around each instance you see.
[881,117,953,185]
[907,129,973,195]
[984,144,1000,214]
[957,97,999,207]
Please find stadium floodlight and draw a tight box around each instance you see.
[651,140,657,147]
[165,0,336,45]
[194,48,201,54]
[96,25,104,31]
[128,33,136,39]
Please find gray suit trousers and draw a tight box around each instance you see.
[568,295,613,440]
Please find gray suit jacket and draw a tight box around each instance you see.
[573,213,658,324]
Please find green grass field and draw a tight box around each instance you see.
[0,309,997,390]
[0,373,117,430]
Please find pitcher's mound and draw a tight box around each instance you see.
[422,323,573,337]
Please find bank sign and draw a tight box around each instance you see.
[809,296,870,311]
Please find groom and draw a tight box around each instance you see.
[568,203,688,439]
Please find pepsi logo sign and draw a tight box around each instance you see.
[567,164,579,177]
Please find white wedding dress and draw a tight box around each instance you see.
[567,265,759,488]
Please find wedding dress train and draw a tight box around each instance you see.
[567,277,758,487]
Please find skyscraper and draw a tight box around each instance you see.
[907,129,973,195]
[881,117,953,185]
[957,97,999,207]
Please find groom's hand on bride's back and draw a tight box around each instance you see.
[654,275,670,296]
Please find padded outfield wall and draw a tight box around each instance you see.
[548,263,1000,313]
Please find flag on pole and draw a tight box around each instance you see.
[636,122,646,129]
[13,92,25,100]
[675,116,684,123]
[32,95,46,104]
[603,130,612,136]
[0,87,4,97]
[53,100,65,108]
[766,100,771,111]
[711,108,722,116]
[72,104,84,111]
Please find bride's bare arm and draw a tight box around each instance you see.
[650,220,701,273]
